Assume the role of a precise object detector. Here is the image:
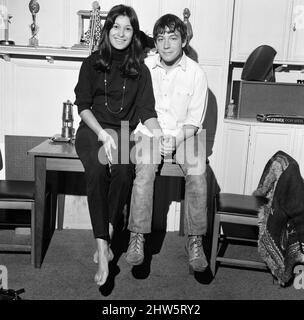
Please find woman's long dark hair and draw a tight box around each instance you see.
[95,4,143,78]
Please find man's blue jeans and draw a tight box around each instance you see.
[128,132,207,236]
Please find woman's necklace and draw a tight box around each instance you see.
[104,72,126,114]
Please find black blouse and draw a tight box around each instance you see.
[74,50,157,131]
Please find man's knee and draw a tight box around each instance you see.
[135,164,157,180]
[186,173,207,191]
[132,165,157,193]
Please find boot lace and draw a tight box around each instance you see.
[129,233,144,253]
[189,236,203,258]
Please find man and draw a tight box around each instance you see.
[126,14,208,272]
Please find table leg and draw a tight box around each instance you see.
[34,156,46,268]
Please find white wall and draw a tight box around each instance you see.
[0,0,233,229]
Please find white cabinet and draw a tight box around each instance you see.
[288,0,304,62]
[245,125,295,194]
[220,122,250,194]
[221,120,303,195]
[231,0,304,63]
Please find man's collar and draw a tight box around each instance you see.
[152,52,187,71]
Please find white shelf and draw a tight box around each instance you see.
[0,45,90,61]
[224,118,304,129]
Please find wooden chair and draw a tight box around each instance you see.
[0,135,48,265]
[209,151,298,276]
[210,193,268,276]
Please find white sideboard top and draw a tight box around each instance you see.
[224,118,304,129]
[0,45,89,61]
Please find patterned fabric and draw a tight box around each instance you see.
[253,151,304,285]
[84,9,103,53]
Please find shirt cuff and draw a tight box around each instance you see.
[183,119,202,129]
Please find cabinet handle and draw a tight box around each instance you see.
[292,23,297,31]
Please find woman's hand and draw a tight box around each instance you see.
[98,129,117,163]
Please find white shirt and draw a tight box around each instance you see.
[136,52,208,137]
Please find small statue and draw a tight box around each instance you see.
[28,0,40,46]
[92,0,100,11]
[83,1,103,53]
[183,8,193,44]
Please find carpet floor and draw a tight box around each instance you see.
[0,229,303,300]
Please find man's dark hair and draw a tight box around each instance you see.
[153,14,187,44]
[95,4,143,77]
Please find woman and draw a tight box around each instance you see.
[74,4,162,286]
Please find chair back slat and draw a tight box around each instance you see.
[5,135,48,181]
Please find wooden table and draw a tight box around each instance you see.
[28,132,206,268]
[28,139,84,268]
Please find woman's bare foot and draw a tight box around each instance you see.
[93,250,98,264]
[108,247,114,261]
[94,239,109,286]
[94,239,114,286]
[93,248,114,264]
[94,223,114,264]
[95,252,109,286]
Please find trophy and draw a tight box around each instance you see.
[183,8,198,61]
[0,6,15,45]
[183,8,193,44]
[28,0,40,46]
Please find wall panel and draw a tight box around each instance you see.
[3,59,81,136]
[160,0,192,18]
[191,0,231,64]
[131,0,162,35]
[7,0,66,47]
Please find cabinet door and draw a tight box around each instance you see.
[220,122,250,194]
[191,0,233,63]
[287,0,304,62]
[231,0,293,62]
[245,126,295,194]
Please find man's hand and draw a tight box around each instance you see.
[98,129,117,164]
